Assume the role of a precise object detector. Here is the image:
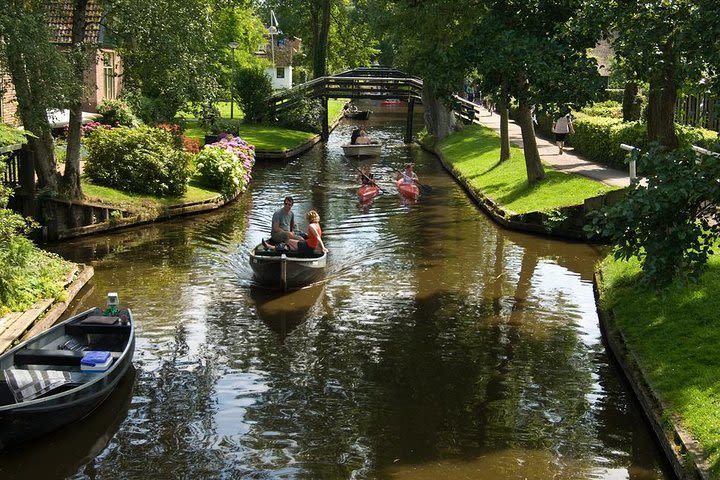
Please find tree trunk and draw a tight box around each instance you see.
[421,83,455,141]
[646,44,678,149]
[497,95,510,162]
[312,0,331,78]
[3,31,58,192]
[62,0,90,200]
[517,99,545,185]
[622,81,640,122]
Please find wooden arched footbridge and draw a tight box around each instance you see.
[267,66,480,142]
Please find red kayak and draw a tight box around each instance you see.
[358,184,380,203]
[396,179,419,200]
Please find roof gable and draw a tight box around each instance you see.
[47,0,103,45]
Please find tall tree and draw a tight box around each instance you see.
[259,0,378,78]
[469,0,605,184]
[609,0,712,149]
[107,0,265,122]
[62,0,92,199]
[367,0,473,139]
[0,0,74,193]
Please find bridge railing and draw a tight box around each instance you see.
[268,75,424,116]
[451,95,483,124]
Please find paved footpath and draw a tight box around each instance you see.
[472,109,631,188]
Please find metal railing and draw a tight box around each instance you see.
[620,143,719,180]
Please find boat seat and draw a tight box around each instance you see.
[65,323,131,336]
[254,250,323,259]
[14,349,121,366]
[2,368,91,403]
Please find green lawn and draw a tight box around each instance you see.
[598,253,720,477]
[437,124,618,214]
[179,98,347,152]
[177,101,244,120]
[82,180,221,210]
[328,98,347,123]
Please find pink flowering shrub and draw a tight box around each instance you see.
[194,135,255,197]
[81,121,112,135]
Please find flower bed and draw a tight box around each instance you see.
[194,135,255,198]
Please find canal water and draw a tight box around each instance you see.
[0,108,672,479]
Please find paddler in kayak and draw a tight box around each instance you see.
[396,163,419,185]
[356,165,375,185]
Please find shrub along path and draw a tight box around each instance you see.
[473,108,631,187]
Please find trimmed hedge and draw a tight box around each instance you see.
[527,108,719,171]
[84,126,193,197]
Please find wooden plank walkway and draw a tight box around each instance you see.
[0,264,94,353]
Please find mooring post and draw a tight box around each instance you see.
[321,96,329,140]
[18,145,36,218]
[404,98,415,143]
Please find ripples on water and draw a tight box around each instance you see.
[0,109,671,479]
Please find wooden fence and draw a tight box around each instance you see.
[675,93,720,132]
[1,144,23,188]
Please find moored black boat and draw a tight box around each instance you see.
[345,109,371,120]
[0,295,135,450]
[249,244,327,291]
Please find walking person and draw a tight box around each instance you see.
[551,111,575,155]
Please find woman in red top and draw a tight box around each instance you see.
[297,210,327,254]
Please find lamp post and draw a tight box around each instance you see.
[229,41,239,119]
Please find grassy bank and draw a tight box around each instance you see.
[598,255,720,476]
[82,180,221,212]
[181,98,347,151]
[436,124,617,214]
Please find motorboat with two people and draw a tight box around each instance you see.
[342,126,381,158]
[250,207,328,292]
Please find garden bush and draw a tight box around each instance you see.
[123,90,183,125]
[0,123,29,148]
[580,100,622,119]
[0,163,69,314]
[195,135,255,198]
[84,126,192,196]
[586,146,720,288]
[234,67,272,123]
[97,99,139,127]
[274,90,323,133]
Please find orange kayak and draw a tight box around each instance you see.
[358,184,380,203]
[396,179,419,200]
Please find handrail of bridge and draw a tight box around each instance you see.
[268,74,424,115]
[451,94,483,124]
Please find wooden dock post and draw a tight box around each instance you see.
[404,98,415,143]
[321,96,329,140]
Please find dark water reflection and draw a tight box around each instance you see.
[0,107,671,479]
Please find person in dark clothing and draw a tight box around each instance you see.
[350,127,361,145]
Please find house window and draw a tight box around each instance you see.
[103,52,116,100]
[276,67,285,79]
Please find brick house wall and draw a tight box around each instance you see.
[1,72,19,125]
